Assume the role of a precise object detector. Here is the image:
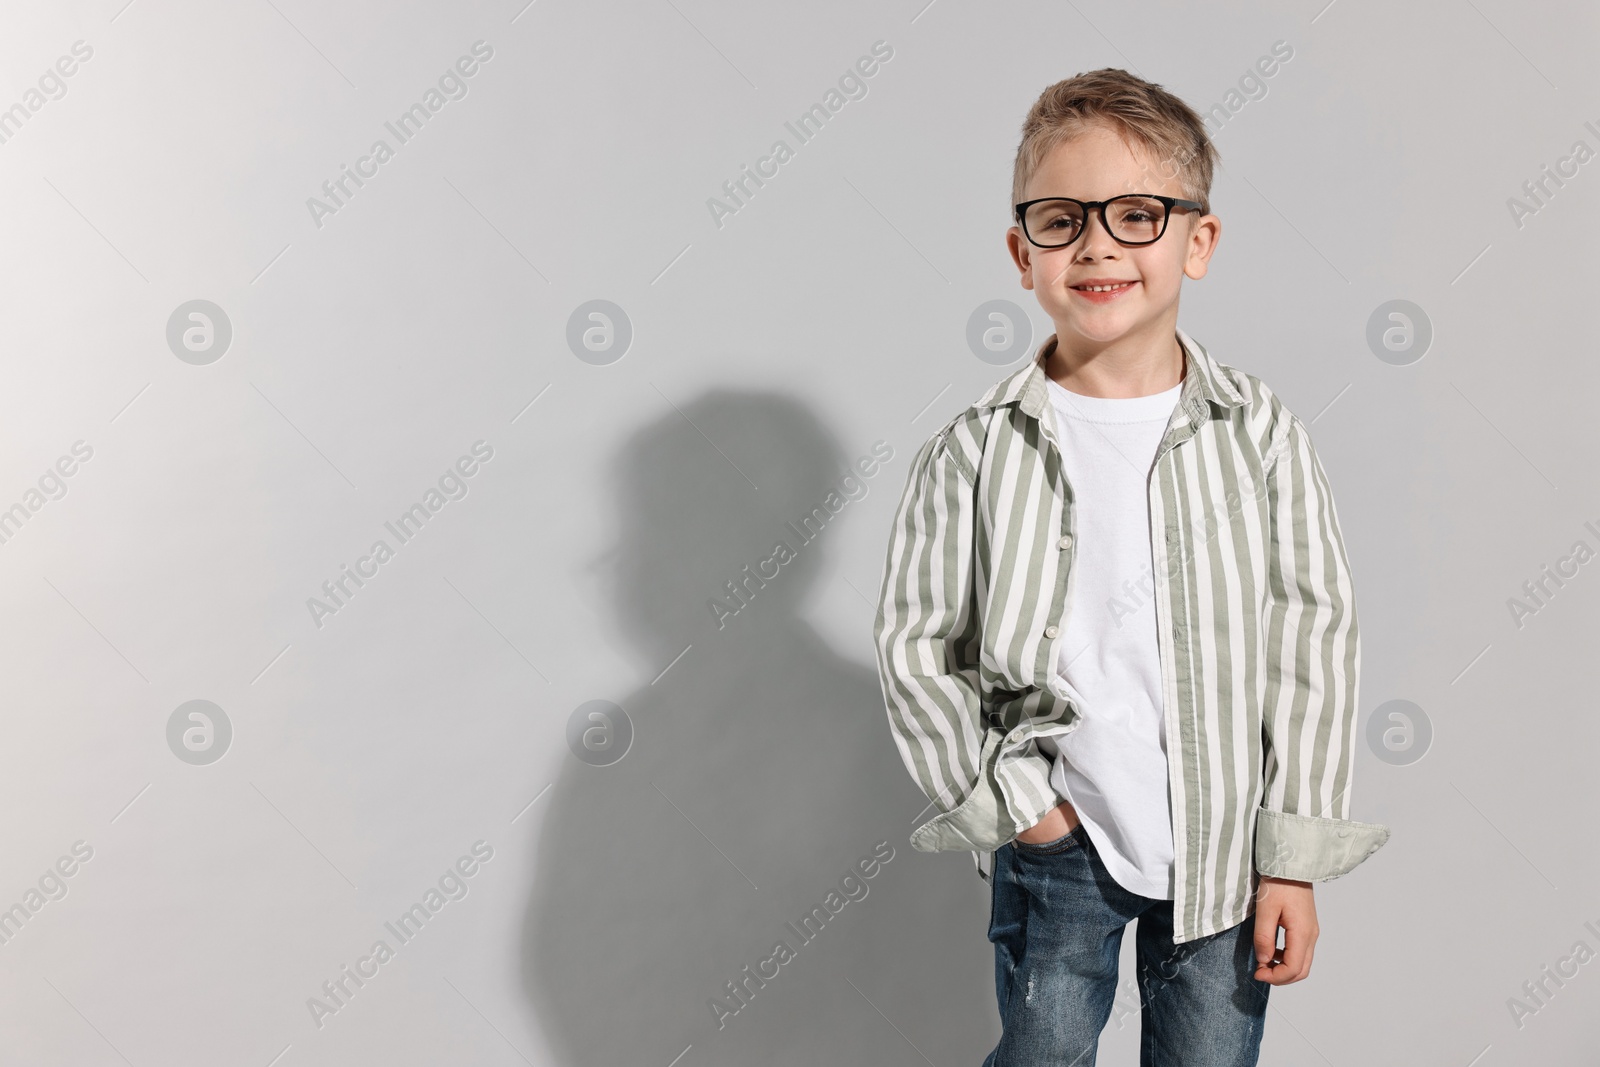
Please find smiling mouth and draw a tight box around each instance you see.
[1071,281,1137,292]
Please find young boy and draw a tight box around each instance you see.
[872,68,1390,1066]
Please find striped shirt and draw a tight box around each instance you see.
[872,326,1391,945]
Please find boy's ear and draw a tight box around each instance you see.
[1006,226,1036,289]
[1183,213,1221,281]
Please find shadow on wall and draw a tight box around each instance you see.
[517,390,997,1065]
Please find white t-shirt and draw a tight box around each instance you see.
[1036,373,1181,900]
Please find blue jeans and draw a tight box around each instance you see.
[982,824,1270,1067]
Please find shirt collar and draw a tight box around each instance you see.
[973,326,1247,422]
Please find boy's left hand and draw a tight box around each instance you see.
[1253,876,1317,985]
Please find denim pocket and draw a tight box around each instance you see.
[1011,823,1086,856]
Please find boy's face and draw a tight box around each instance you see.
[1007,123,1220,351]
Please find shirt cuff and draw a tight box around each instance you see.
[1255,807,1391,882]
[910,726,1060,853]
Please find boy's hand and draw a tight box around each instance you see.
[1253,876,1318,984]
[1014,799,1081,844]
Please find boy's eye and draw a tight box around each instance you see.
[1110,202,1160,224]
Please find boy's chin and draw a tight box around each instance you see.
[1055,313,1152,345]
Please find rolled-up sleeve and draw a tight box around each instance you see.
[1255,414,1391,881]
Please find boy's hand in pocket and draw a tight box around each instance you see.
[1015,799,1081,844]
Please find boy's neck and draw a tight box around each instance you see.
[1044,321,1186,399]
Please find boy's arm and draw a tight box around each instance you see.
[872,425,1059,853]
[1255,413,1391,882]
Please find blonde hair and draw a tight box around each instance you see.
[1011,68,1219,217]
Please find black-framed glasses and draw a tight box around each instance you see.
[1014,194,1204,249]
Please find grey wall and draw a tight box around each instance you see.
[0,0,1595,1064]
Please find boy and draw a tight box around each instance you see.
[872,68,1389,1066]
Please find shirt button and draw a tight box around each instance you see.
[1058,534,1073,549]
[1044,625,1060,639]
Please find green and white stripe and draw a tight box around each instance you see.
[872,327,1390,945]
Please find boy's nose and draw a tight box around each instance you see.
[1076,210,1119,257]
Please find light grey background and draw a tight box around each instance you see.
[0,0,1595,1064]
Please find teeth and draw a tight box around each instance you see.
[1077,282,1133,292]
